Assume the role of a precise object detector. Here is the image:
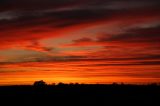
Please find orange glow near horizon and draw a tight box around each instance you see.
[0,61,160,85]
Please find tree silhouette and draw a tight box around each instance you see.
[33,80,47,87]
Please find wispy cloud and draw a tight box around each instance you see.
[0,0,160,84]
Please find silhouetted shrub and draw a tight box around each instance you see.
[57,82,65,86]
[33,80,47,87]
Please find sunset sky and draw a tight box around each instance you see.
[0,0,160,85]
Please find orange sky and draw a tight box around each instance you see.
[0,0,160,85]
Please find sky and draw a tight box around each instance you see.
[0,0,160,85]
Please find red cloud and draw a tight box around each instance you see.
[21,41,53,53]
[0,4,160,50]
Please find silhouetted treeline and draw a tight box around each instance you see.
[0,82,160,105]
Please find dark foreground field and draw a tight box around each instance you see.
[0,84,160,105]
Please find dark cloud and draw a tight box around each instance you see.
[84,72,160,78]
[0,8,115,29]
[77,61,160,67]
[0,0,160,28]
[0,0,78,11]
[98,25,160,44]
[22,41,53,52]
[1,59,160,69]
[1,53,160,64]
[73,37,93,43]
[1,0,159,10]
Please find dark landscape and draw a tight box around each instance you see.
[0,82,159,105]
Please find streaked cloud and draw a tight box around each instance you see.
[0,0,160,84]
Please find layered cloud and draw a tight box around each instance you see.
[0,0,160,49]
[0,0,160,84]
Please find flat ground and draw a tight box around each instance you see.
[0,84,159,105]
